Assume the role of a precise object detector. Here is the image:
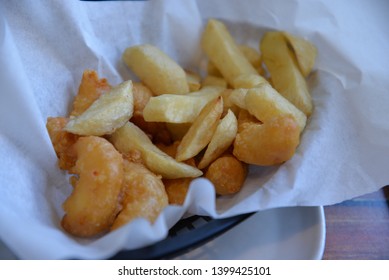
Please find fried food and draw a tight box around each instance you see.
[47,18,318,239]
[282,32,317,77]
[111,160,168,230]
[164,178,192,205]
[70,70,111,117]
[233,114,301,166]
[61,136,124,237]
[245,84,307,131]
[201,19,258,88]
[65,80,134,136]
[260,31,312,116]
[176,96,223,162]
[143,86,223,123]
[205,154,247,195]
[46,117,79,170]
[123,44,189,95]
[110,122,202,179]
[198,109,238,169]
[132,82,154,115]
[130,82,172,144]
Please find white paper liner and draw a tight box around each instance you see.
[0,0,388,259]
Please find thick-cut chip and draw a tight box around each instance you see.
[110,160,168,230]
[61,136,123,237]
[143,86,223,123]
[176,97,223,162]
[110,122,202,179]
[65,80,134,136]
[245,84,307,131]
[198,109,238,169]
[233,115,301,166]
[70,70,111,117]
[282,32,317,77]
[201,19,258,88]
[123,44,189,95]
[260,31,313,116]
[205,154,247,195]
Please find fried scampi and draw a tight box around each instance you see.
[70,70,111,117]
[233,112,301,166]
[205,153,247,195]
[111,159,168,231]
[61,136,124,237]
[46,117,79,170]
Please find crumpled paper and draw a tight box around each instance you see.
[0,0,388,259]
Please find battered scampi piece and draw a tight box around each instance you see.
[61,136,124,237]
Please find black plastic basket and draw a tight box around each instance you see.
[110,213,253,259]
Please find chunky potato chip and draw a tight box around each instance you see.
[198,109,238,169]
[201,19,258,88]
[65,80,134,136]
[110,122,202,179]
[123,44,189,95]
[143,86,223,123]
[282,32,317,77]
[245,84,307,131]
[176,96,223,162]
[261,31,313,116]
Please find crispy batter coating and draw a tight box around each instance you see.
[111,160,168,230]
[233,114,300,165]
[205,154,247,195]
[70,70,111,117]
[61,136,124,237]
[164,178,192,205]
[46,117,79,170]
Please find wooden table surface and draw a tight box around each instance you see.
[322,185,389,259]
